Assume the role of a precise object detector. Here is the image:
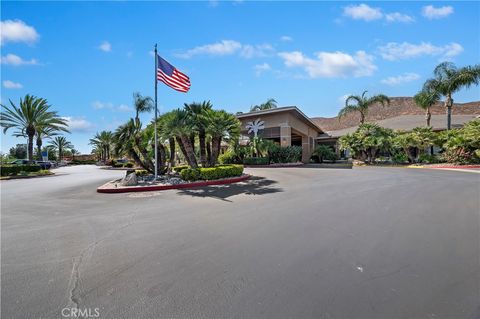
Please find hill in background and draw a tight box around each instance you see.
[311,97,480,132]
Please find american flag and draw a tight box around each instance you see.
[156,54,190,93]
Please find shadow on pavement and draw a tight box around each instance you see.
[176,176,282,202]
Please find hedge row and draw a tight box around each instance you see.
[173,165,189,173]
[243,157,269,165]
[1,164,42,176]
[180,164,244,181]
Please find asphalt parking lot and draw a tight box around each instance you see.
[1,165,479,319]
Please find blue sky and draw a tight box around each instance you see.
[1,1,479,154]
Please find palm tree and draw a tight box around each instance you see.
[0,95,69,162]
[205,109,241,166]
[34,125,63,160]
[133,92,154,122]
[49,136,73,161]
[338,91,390,124]
[113,119,147,169]
[424,62,480,130]
[71,148,80,161]
[413,88,440,127]
[250,98,277,112]
[89,131,113,162]
[185,101,212,167]
[162,109,198,168]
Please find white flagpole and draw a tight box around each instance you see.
[154,44,158,180]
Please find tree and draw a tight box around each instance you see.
[34,125,61,160]
[9,144,27,159]
[185,101,212,167]
[250,98,277,112]
[205,109,241,166]
[393,127,437,163]
[338,91,390,124]
[89,131,113,162]
[413,88,440,127]
[49,136,73,161]
[339,123,393,163]
[0,95,69,162]
[133,92,154,122]
[312,145,337,163]
[424,62,480,130]
[71,148,80,161]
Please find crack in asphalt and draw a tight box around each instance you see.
[65,214,136,316]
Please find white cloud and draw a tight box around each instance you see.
[62,116,95,132]
[278,50,376,78]
[1,53,38,66]
[240,44,275,58]
[98,41,111,52]
[378,41,463,61]
[176,40,242,58]
[385,12,414,23]
[254,63,271,76]
[343,4,383,21]
[117,104,134,112]
[92,101,133,112]
[3,80,23,89]
[0,19,39,45]
[422,5,454,19]
[381,72,420,86]
[280,36,293,42]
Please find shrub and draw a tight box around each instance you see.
[218,150,238,164]
[418,153,439,164]
[135,169,148,176]
[243,157,269,165]
[123,162,134,168]
[391,152,408,164]
[311,145,337,163]
[268,145,302,163]
[180,164,244,181]
[70,160,96,165]
[1,164,41,176]
[173,165,189,173]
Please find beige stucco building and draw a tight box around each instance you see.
[236,107,324,163]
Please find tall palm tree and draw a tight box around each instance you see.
[35,126,61,160]
[71,148,80,161]
[89,131,113,162]
[133,92,154,122]
[424,62,480,130]
[0,95,69,162]
[113,119,147,169]
[162,109,198,168]
[185,101,212,167]
[205,109,241,166]
[250,98,277,112]
[338,91,390,124]
[49,136,73,161]
[413,88,440,127]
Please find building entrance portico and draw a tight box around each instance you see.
[236,107,324,163]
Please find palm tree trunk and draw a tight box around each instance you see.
[426,108,431,127]
[181,135,198,168]
[210,136,221,166]
[445,94,452,130]
[59,146,63,162]
[199,129,207,167]
[360,112,365,124]
[156,144,167,175]
[206,141,212,164]
[190,133,196,156]
[27,134,34,162]
[36,137,42,160]
[169,137,176,168]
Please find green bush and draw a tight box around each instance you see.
[268,145,302,163]
[218,150,237,164]
[243,157,269,165]
[311,145,337,163]
[173,165,189,172]
[123,162,134,168]
[391,152,408,164]
[1,164,42,176]
[180,164,244,181]
[418,153,439,164]
[70,160,96,165]
[135,169,148,176]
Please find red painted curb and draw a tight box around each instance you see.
[427,165,480,169]
[97,174,251,193]
[244,163,304,168]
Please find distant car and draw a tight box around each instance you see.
[35,161,52,170]
[9,159,29,165]
[49,161,58,168]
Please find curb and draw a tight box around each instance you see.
[244,163,304,168]
[408,165,480,169]
[0,172,55,180]
[97,174,251,193]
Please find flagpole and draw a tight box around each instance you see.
[154,44,158,180]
